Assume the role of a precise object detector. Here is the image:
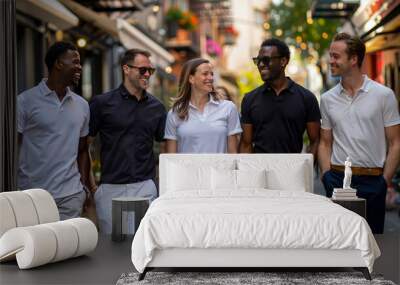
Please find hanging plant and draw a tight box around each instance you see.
[166,7,198,31]
[166,7,184,22]
[224,25,239,37]
[206,37,222,57]
[179,11,199,31]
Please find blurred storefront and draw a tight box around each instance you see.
[11,0,176,182]
[162,0,201,87]
[352,0,400,103]
[16,0,175,101]
[15,0,79,93]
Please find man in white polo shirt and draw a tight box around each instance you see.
[17,42,92,220]
[318,33,400,233]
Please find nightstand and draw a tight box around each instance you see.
[112,197,150,242]
[331,197,366,219]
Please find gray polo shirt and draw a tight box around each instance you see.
[164,98,242,153]
[320,75,400,168]
[17,79,89,198]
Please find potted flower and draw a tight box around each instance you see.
[223,25,239,45]
[206,37,222,58]
[165,7,184,37]
[179,11,199,31]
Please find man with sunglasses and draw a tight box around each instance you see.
[88,49,166,234]
[239,38,320,158]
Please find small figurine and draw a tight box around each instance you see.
[343,157,352,190]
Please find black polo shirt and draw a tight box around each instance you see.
[241,78,320,153]
[89,84,166,184]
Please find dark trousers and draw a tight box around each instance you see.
[321,169,387,234]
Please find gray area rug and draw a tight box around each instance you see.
[116,271,396,285]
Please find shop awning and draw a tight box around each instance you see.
[59,0,119,39]
[363,13,400,53]
[365,33,400,53]
[16,0,79,30]
[117,19,174,68]
[58,0,173,67]
[74,0,145,12]
[352,0,399,39]
[311,0,359,18]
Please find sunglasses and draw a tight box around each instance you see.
[252,56,283,66]
[126,64,156,75]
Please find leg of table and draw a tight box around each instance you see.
[112,200,123,242]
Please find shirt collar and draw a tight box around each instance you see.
[119,84,149,101]
[209,94,220,105]
[262,77,296,94]
[338,74,371,95]
[359,75,371,92]
[189,94,219,109]
[39,78,74,100]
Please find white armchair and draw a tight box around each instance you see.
[0,189,98,269]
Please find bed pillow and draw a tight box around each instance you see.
[211,169,267,191]
[236,169,267,189]
[266,166,306,191]
[211,168,236,190]
[167,160,235,192]
[266,160,306,191]
[238,159,307,191]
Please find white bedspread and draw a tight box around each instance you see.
[131,190,380,273]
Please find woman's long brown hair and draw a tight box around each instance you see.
[172,58,218,120]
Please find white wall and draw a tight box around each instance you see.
[226,0,269,72]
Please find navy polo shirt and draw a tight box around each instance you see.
[89,84,166,184]
[241,78,321,153]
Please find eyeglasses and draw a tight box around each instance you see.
[252,56,283,66]
[126,64,156,75]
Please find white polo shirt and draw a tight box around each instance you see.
[320,75,400,168]
[17,79,90,198]
[164,98,242,153]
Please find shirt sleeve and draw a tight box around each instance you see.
[80,101,90,137]
[164,110,178,140]
[89,96,101,137]
[240,93,252,124]
[155,105,167,142]
[17,94,26,134]
[227,102,242,135]
[305,91,321,122]
[320,93,332,130]
[382,89,400,127]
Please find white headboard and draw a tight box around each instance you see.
[159,154,314,196]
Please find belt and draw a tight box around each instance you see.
[331,164,383,176]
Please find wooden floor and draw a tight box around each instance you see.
[1,233,399,285]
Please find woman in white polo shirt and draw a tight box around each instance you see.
[165,58,242,153]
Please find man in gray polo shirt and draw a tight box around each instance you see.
[17,42,92,220]
[318,33,400,233]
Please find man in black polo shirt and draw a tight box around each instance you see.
[89,49,166,234]
[239,38,320,157]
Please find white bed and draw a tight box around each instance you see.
[131,154,380,280]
